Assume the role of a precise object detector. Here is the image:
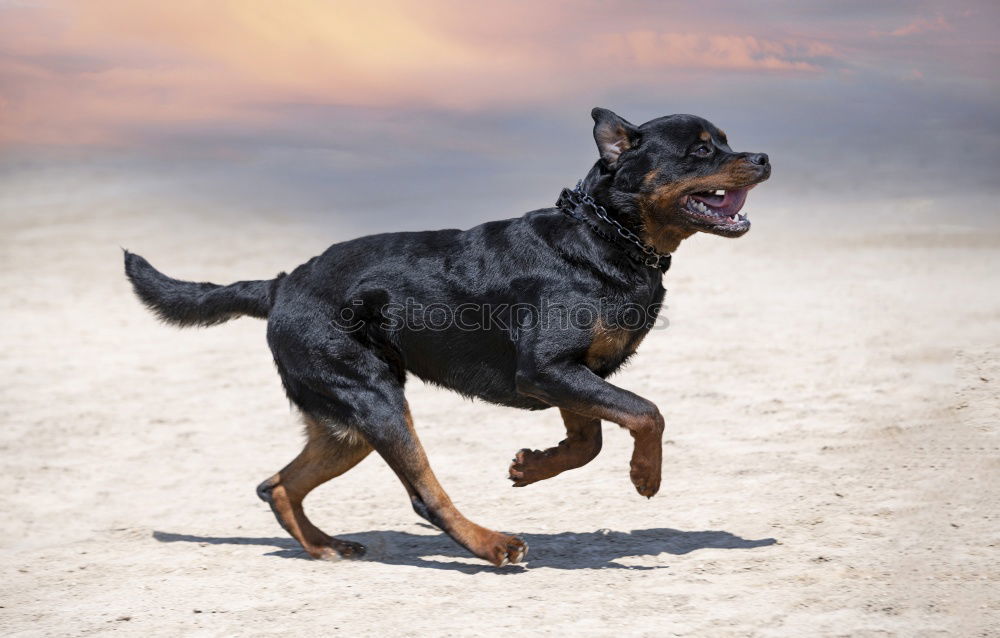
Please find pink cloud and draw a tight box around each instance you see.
[592,32,826,72]
[0,0,837,148]
[876,15,953,37]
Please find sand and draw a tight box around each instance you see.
[1,175,998,637]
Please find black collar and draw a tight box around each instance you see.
[556,185,671,273]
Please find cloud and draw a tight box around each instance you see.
[2,0,997,232]
[884,15,953,37]
[0,0,840,148]
[590,31,831,72]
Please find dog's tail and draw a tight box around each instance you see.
[123,250,283,327]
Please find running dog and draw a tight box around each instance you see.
[124,108,770,567]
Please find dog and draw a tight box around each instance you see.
[124,108,770,567]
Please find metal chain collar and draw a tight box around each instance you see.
[557,182,671,271]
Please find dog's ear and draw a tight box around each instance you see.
[592,107,638,168]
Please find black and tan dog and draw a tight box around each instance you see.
[124,108,770,567]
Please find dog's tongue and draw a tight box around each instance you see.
[692,187,750,216]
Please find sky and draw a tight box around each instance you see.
[1,0,998,230]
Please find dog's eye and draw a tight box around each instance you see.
[691,144,713,157]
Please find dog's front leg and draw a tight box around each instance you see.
[508,409,603,487]
[514,364,664,497]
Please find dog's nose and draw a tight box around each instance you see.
[747,153,769,166]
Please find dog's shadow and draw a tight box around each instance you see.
[153,526,777,574]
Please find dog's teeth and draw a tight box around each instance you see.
[714,190,725,196]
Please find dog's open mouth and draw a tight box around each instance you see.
[680,186,753,235]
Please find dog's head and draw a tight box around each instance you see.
[591,108,770,250]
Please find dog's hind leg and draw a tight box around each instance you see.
[507,409,602,487]
[256,415,372,560]
[268,324,525,567]
[360,402,528,567]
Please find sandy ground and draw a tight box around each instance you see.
[1,175,998,637]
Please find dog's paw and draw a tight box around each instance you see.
[486,534,528,567]
[308,539,367,561]
[629,458,661,498]
[508,448,552,487]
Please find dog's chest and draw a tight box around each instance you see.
[584,323,649,376]
[582,285,665,376]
